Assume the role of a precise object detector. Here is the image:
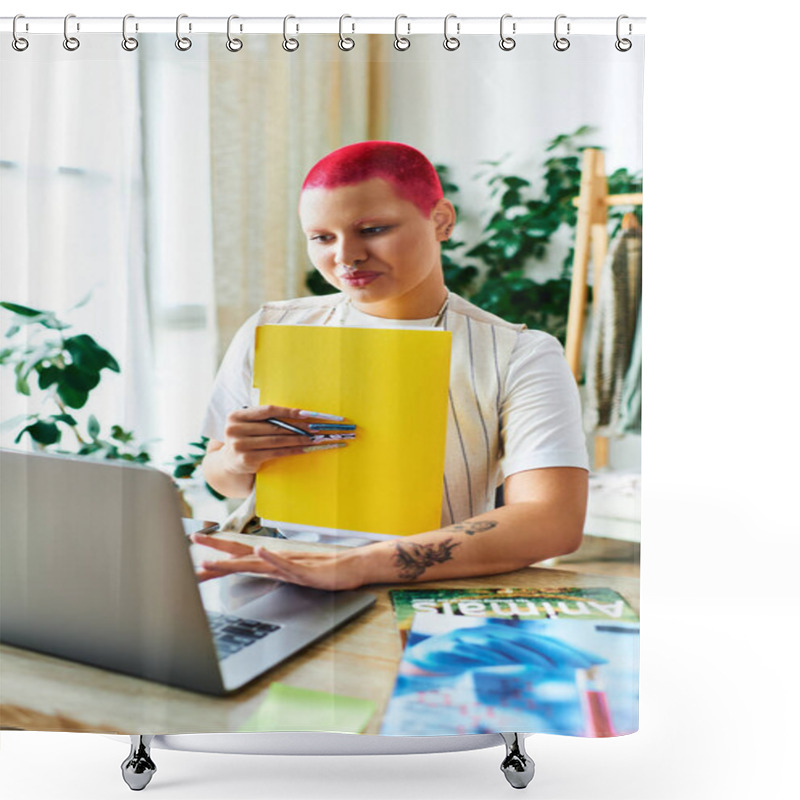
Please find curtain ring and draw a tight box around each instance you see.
[394,15,410,51]
[553,14,570,51]
[615,15,632,51]
[283,15,299,51]
[338,15,355,51]
[63,13,80,51]
[226,15,243,52]
[12,15,29,52]
[121,14,139,51]
[175,14,192,51]
[499,14,516,51]
[443,14,460,51]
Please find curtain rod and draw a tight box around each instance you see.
[1,16,646,36]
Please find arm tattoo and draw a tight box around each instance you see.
[393,538,460,580]
[442,520,498,536]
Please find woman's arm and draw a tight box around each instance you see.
[194,466,587,589]
[357,466,587,583]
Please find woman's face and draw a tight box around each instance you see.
[299,178,453,318]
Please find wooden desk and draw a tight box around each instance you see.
[0,536,639,735]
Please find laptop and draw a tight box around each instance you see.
[0,449,376,695]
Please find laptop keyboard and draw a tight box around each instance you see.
[207,611,281,660]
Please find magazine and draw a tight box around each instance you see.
[381,588,638,737]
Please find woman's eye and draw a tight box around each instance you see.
[310,234,332,243]
[361,226,391,235]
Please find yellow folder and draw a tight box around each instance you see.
[253,324,452,538]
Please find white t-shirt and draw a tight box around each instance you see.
[200,303,589,481]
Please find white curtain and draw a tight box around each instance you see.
[1,35,219,467]
[0,35,153,448]
[138,36,217,463]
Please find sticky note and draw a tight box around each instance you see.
[238,682,375,733]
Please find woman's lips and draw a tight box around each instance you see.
[341,272,381,288]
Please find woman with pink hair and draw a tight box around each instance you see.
[197,142,589,590]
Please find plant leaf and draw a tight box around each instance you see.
[61,364,101,392]
[68,290,95,311]
[1,413,36,431]
[13,361,30,395]
[56,381,89,409]
[38,314,71,331]
[87,414,101,439]
[110,425,133,443]
[0,301,45,317]
[173,463,196,479]
[63,334,120,373]
[38,365,62,390]
[17,420,61,446]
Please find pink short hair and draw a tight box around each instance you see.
[301,141,443,217]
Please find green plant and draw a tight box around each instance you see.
[0,300,222,501]
[0,299,150,460]
[456,127,641,340]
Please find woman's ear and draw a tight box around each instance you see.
[430,198,457,242]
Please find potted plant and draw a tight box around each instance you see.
[0,298,224,512]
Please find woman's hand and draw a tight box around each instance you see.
[192,533,367,591]
[202,405,354,498]
[219,405,353,476]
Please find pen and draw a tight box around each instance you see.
[297,410,344,421]
[264,417,315,438]
[307,423,356,431]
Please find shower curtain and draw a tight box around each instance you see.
[0,17,643,743]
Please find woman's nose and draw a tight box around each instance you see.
[335,237,367,268]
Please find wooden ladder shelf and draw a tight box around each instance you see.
[564,148,642,469]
